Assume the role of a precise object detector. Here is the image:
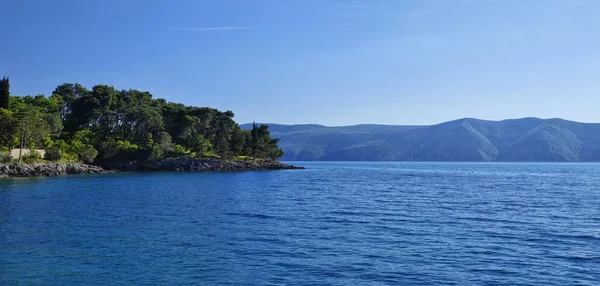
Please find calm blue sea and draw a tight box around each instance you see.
[1,162,600,285]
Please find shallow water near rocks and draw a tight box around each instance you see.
[1,162,599,285]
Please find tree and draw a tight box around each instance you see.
[0,77,9,109]
[42,113,64,139]
[214,135,230,157]
[78,145,98,163]
[0,109,18,148]
[178,115,209,152]
[230,128,248,155]
[24,95,60,114]
[124,105,164,144]
[248,123,284,160]
[16,105,51,151]
[52,83,89,123]
[2,80,285,164]
[156,131,173,153]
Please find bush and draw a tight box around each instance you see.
[60,152,78,162]
[44,147,62,161]
[167,144,191,158]
[78,144,98,163]
[54,140,69,153]
[22,151,42,163]
[139,144,163,162]
[0,152,10,163]
[98,139,140,162]
[42,136,54,148]
[199,152,220,159]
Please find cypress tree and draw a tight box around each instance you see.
[0,77,9,109]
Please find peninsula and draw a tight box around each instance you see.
[0,77,302,177]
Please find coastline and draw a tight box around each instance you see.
[0,163,114,178]
[0,159,304,178]
[116,158,305,172]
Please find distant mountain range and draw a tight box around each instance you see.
[241,118,600,161]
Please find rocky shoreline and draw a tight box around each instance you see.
[115,158,305,172]
[0,159,304,178]
[0,163,114,178]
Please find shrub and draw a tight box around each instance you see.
[22,150,42,163]
[78,144,98,163]
[60,152,78,162]
[0,152,10,163]
[167,144,191,158]
[54,140,69,153]
[139,144,163,162]
[44,147,62,161]
[98,139,140,162]
[42,136,54,148]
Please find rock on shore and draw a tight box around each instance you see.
[0,159,304,178]
[0,163,113,178]
[124,158,305,172]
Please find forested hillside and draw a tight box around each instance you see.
[0,77,283,164]
[243,118,600,162]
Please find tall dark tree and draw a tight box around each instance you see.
[51,83,89,123]
[0,77,9,109]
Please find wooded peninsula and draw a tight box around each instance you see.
[0,77,286,168]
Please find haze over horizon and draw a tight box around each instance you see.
[2,0,600,126]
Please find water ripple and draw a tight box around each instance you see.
[1,162,600,285]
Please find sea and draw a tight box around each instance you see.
[1,162,599,285]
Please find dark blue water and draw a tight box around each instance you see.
[1,162,600,285]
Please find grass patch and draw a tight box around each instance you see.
[234,155,265,162]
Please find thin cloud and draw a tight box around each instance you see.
[165,26,257,31]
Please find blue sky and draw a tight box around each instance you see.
[2,0,600,126]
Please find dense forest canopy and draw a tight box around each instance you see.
[0,78,283,164]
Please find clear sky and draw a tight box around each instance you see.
[2,0,599,126]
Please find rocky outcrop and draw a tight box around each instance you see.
[0,159,303,178]
[119,158,305,172]
[0,163,113,177]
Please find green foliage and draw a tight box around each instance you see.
[60,153,78,162]
[41,113,64,139]
[170,144,190,157]
[139,134,163,161]
[141,144,163,161]
[42,136,54,148]
[248,122,284,161]
[22,150,42,163]
[54,140,69,153]
[78,144,98,163]
[156,131,173,153]
[117,140,139,150]
[98,139,139,162]
[71,129,95,145]
[197,135,213,154]
[0,151,10,163]
[0,108,18,148]
[44,147,62,161]
[0,80,285,164]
